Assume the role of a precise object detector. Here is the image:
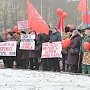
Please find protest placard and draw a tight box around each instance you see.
[20,34,35,50]
[21,34,35,41]
[20,40,35,50]
[0,41,17,56]
[41,42,62,58]
[17,20,28,30]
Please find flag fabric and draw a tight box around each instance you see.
[27,0,49,35]
[77,0,87,13]
[82,12,90,24]
[57,18,64,32]
[57,19,61,30]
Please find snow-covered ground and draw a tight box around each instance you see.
[0,69,90,90]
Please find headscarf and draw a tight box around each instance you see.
[71,30,80,37]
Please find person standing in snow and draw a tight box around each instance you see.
[19,31,29,69]
[3,30,16,68]
[67,30,81,73]
[49,26,61,72]
[61,26,71,71]
[81,27,90,74]
[0,30,4,60]
[29,31,41,70]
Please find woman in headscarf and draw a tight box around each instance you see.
[67,30,81,73]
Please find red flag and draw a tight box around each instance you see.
[57,18,64,32]
[27,0,49,34]
[82,13,90,24]
[57,19,60,30]
[77,0,87,13]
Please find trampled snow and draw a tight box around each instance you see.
[0,69,90,90]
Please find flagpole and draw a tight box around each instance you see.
[77,22,83,29]
[41,0,43,17]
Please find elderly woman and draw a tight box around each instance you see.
[67,30,81,73]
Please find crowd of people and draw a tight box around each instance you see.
[62,26,90,74]
[0,25,90,74]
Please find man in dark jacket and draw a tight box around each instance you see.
[50,27,61,42]
[39,33,50,71]
[49,26,61,72]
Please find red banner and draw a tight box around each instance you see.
[27,0,49,35]
[82,13,90,24]
[57,18,64,32]
[77,0,87,13]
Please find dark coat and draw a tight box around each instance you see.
[67,34,81,65]
[50,31,61,42]
[20,50,29,60]
[29,45,41,58]
[16,41,21,60]
[5,34,17,60]
[0,35,4,59]
[29,35,41,59]
[0,35,4,42]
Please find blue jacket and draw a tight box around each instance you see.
[50,31,61,42]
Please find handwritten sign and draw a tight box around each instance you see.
[20,40,35,50]
[20,34,35,50]
[41,42,62,58]
[0,41,17,56]
[17,20,28,30]
[21,34,35,41]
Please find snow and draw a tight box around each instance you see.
[0,69,90,90]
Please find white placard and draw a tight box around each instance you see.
[0,41,17,56]
[20,34,35,50]
[17,20,28,30]
[41,41,62,58]
[21,34,35,41]
[20,40,35,50]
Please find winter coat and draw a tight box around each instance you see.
[20,50,29,60]
[5,33,17,41]
[80,35,90,53]
[0,35,4,42]
[50,31,61,42]
[67,34,81,65]
[62,32,71,54]
[5,36,14,41]
[62,32,71,40]
[39,33,50,43]
[81,34,90,65]
[29,35,41,59]
[0,35,4,59]
[16,40,21,61]
[5,34,17,60]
